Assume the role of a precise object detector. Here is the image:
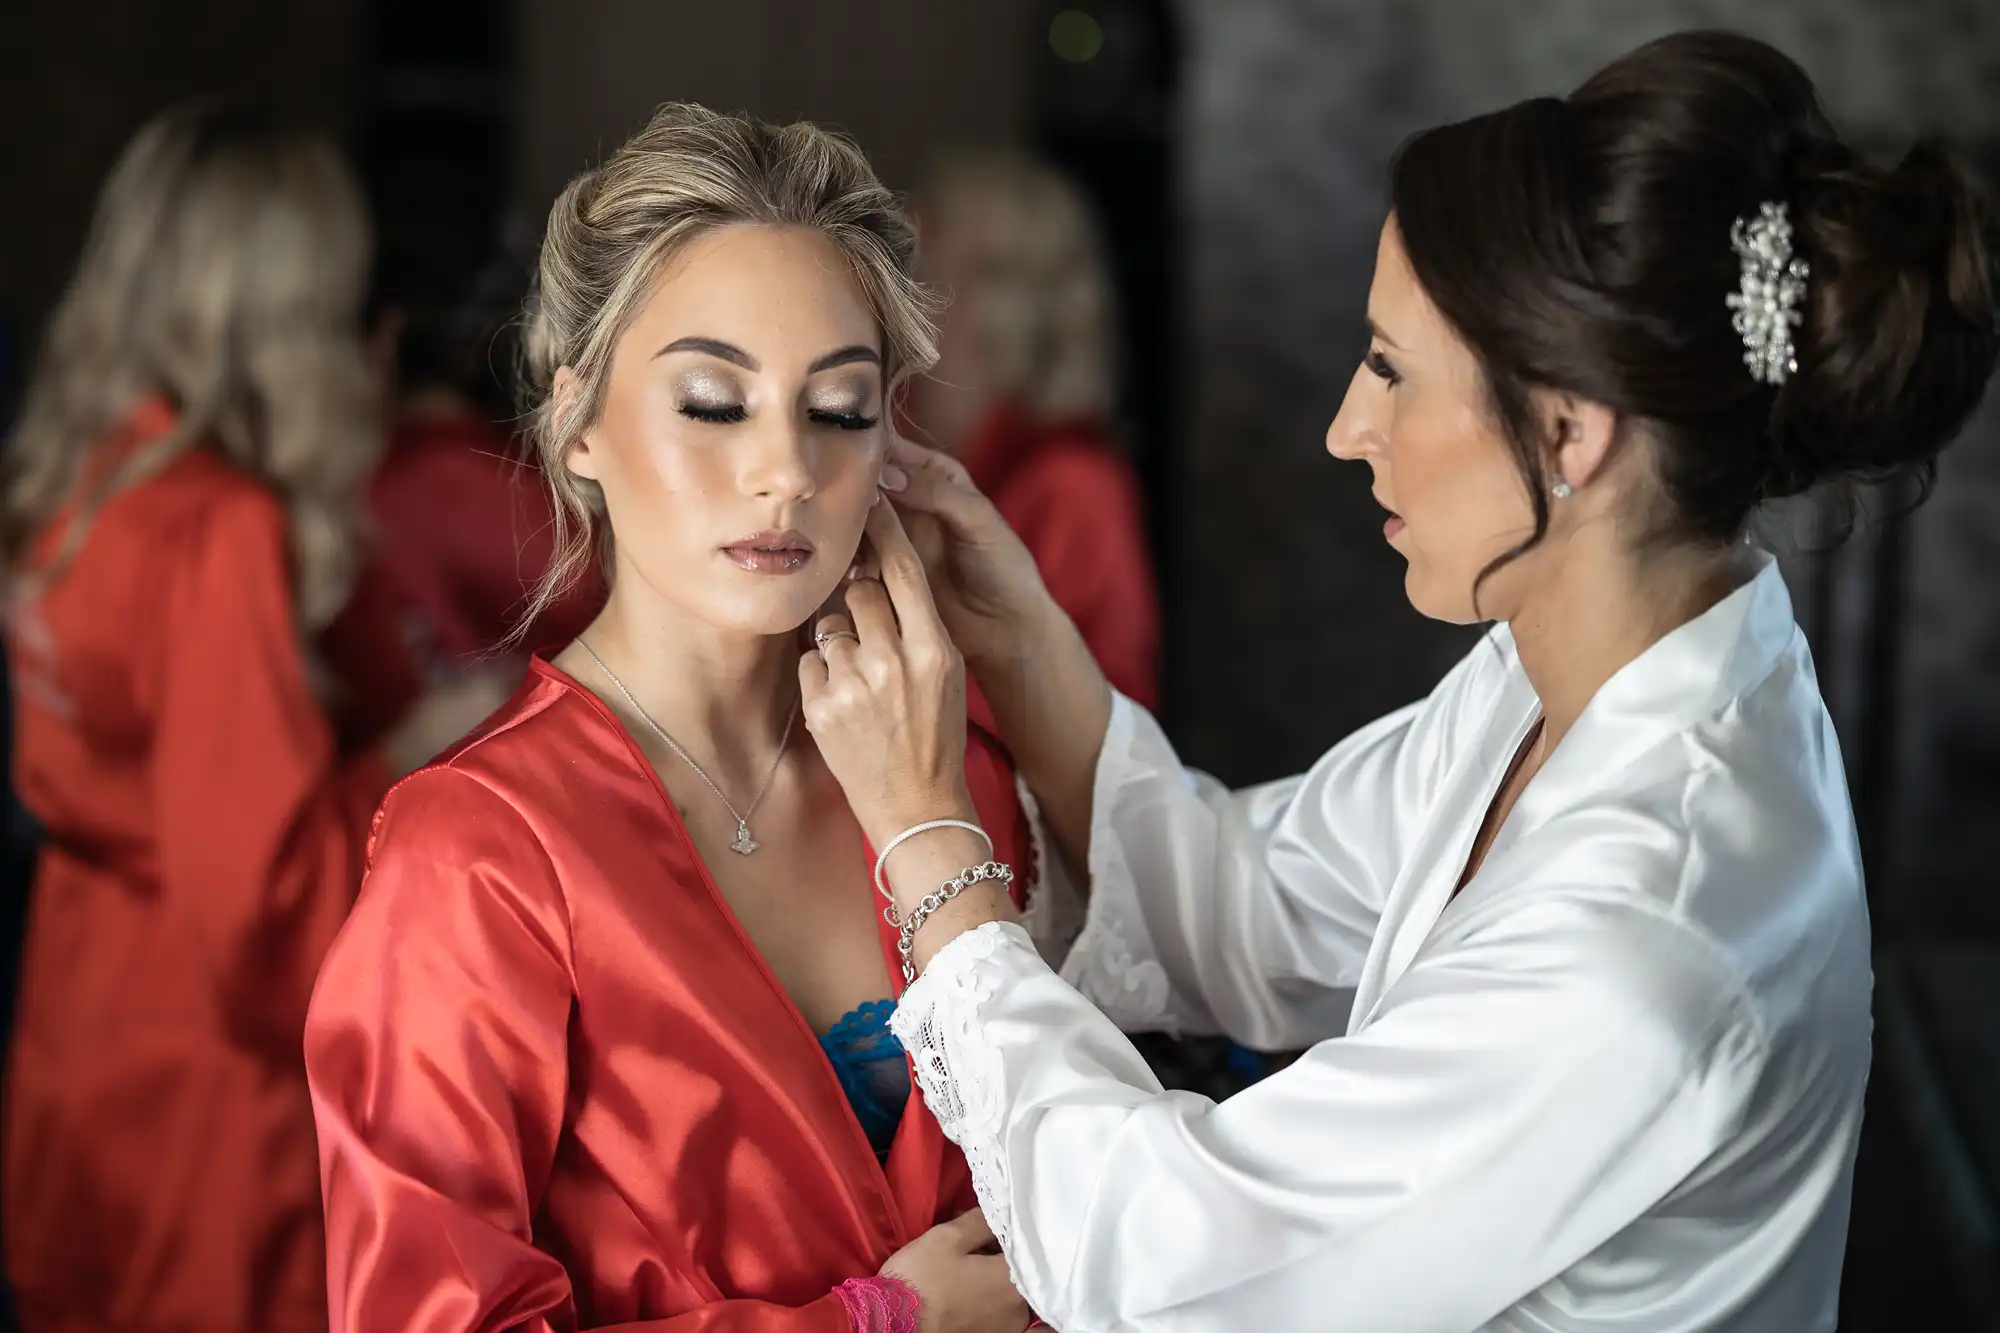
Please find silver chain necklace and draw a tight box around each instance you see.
[577,638,797,856]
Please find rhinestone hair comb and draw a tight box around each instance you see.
[1724,201,1810,386]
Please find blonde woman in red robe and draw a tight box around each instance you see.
[907,153,1160,713]
[0,104,508,1333]
[304,105,1057,1333]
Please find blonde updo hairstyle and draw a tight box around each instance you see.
[517,102,940,633]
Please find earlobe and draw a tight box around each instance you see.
[1546,390,1620,492]
[552,366,599,481]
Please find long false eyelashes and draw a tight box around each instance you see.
[676,403,880,431]
[679,403,748,424]
[809,410,881,432]
[1365,348,1403,387]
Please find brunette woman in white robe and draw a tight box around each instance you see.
[796,30,2000,1333]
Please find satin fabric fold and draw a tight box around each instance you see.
[306,657,1032,1331]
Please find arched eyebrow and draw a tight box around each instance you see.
[653,338,882,375]
[655,336,755,368]
[1366,318,1406,350]
[808,345,880,374]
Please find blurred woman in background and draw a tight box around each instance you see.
[363,122,603,671]
[909,152,1160,711]
[368,291,603,671]
[0,103,504,1333]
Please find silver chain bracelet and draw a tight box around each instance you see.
[887,860,1013,984]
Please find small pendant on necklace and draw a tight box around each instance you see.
[730,821,759,856]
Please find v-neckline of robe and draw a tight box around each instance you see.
[531,655,914,1219]
[1358,559,1794,1029]
[1355,677,1545,1028]
[1451,716,1545,899]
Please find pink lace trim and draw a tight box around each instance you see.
[834,1275,921,1333]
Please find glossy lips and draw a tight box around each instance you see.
[1374,494,1405,542]
[720,529,815,574]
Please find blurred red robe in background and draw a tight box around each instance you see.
[961,404,1160,713]
[368,405,602,670]
[4,397,415,1333]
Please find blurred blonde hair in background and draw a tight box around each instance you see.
[917,150,1116,424]
[1,102,379,632]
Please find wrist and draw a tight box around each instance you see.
[882,827,993,910]
[903,883,1012,978]
[965,594,1060,675]
[860,787,978,853]
[835,1274,920,1333]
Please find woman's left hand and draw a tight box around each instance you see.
[802,497,977,847]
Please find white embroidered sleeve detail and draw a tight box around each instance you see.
[1061,905,1174,1033]
[1013,772,1086,969]
[889,921,1023,1255]
[1041,694,1182,1033]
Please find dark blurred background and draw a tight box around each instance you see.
[1,1,1996,1328]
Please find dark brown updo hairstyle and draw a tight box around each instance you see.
[1390,30,1998,576]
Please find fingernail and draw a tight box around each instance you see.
[846,561,862,582]
[872,489,883,507]
[881,465,909,492]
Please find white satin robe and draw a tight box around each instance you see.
[890,554,1871,1333]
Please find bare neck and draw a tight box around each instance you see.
[559,570,802,791]
[1506,539,1743,748]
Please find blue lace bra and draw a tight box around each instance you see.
[817,999,910,1158]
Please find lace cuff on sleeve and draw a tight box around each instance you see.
[833,1275,920,1333]
[888,921,1032,1261]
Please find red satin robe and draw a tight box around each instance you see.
[318,558,427,753]
[4,402,399,1333]
[962,405,1160,712]
[305,657,1034,1332]
[369,408,604,665]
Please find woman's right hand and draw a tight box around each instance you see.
[881,439,1054,670]
[879,1210,1034,1333]
[884,439,1113,871]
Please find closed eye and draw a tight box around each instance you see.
[809,410,879,432]
[1365,349,1402,387]
[680,403,747,424]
